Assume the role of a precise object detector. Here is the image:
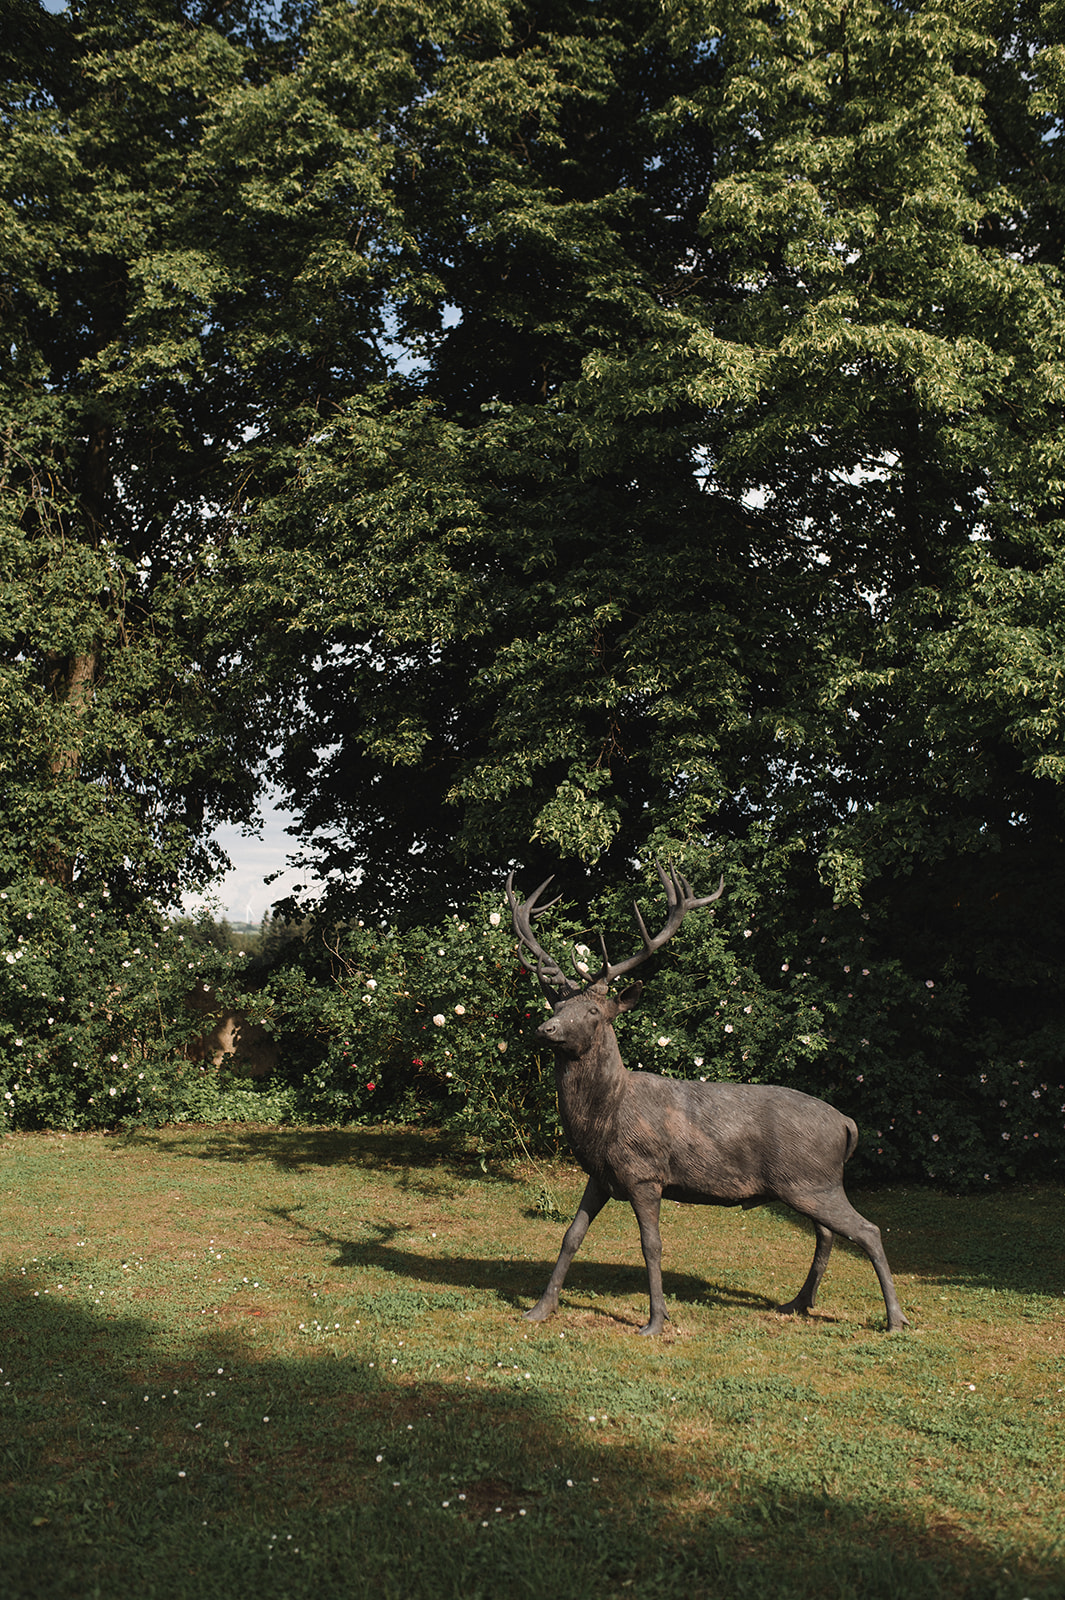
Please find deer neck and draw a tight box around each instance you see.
[553,1024,628,1153]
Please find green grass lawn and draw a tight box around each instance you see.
[1,1124,1063,1599]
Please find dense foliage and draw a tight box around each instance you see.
[0,878,273,1129]
[3,0,1065,1184]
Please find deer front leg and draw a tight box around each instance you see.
[629,1183,667,1335]
[525,1176,609,1323]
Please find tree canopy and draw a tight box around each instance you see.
[201,0,1065,930]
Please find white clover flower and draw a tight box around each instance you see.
[432,1014,445,1027]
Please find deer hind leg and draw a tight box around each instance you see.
[629,1184,667,1336]
[525,1176,609,1323]
[777,1221,834,1316]
[787,1188,910,1332]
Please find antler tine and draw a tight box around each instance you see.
[505,868,560,917]
[632,898,654,951]
[691,872,726,908]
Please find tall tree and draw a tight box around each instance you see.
[3,0,253,898]
[0,0,407,902]
[234,0,1065,940]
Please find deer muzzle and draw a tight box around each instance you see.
[536,1015,564,1045]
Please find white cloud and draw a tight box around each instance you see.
[183,798,316,925]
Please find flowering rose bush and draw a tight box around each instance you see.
[0,878,284,1130]
[264,894,566,1154]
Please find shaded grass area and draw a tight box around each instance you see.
[2,1125,1063,1599]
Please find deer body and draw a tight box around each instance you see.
[509,868,909,1336]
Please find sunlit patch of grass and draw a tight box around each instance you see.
[1,1126,1064,1599]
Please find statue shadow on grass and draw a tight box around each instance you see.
[265,1203,782,1324]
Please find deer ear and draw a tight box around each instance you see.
[615,981,644,1013]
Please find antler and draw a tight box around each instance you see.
[506,862,724,997]
[505,871,580,1000]
[591,861,725,985]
